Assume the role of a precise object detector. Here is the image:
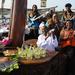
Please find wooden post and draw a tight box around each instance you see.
[9,0,27,47]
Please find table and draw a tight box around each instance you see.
[0,49,67,75]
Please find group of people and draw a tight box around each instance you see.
[26,3,75,52]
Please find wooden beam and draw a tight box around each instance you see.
[9,0,27,47]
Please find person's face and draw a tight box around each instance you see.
[32,5,37,11]
[48,19,54,26]
[39,26,46,34]
[40,26,45,32]
[66,7,71,11]
[54,18,59,23]
[52,15,58,23]
[66,21,72,29]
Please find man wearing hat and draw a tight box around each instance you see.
[37,28,58,52]
[61,3,74,21]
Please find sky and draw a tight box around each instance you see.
[0,0,75,11]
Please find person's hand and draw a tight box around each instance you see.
[49,29,55,36]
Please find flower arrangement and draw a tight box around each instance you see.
[0,46,47,72]
[17,46,47,60]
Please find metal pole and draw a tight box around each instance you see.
[1,0,5,26]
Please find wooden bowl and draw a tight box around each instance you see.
[19,51,59,64]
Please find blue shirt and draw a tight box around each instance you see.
[28,16,40,28]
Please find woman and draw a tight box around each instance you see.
[60,20,74,48]
[52,13,62,40]
[60,20,75,75]
[37,28,58,52]
[27,4,41,39]
[46,18,55,29]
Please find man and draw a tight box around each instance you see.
[62,3,74,21]
[61,3,75,29]
[37,28,58,52]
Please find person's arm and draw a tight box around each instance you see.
[27,13,32,27]
[27,12,35,27]
[37,35,48,48]
[51,36,58,48]
[60,29,65,39]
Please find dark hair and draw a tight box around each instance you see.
[31,4,40,17]
[65,3,72,7]
[66,20,73,24]
[32,4,37,10]
[44,27,54,36]
[64,20,73,28]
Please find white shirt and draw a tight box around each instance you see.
[37,34,58,52]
